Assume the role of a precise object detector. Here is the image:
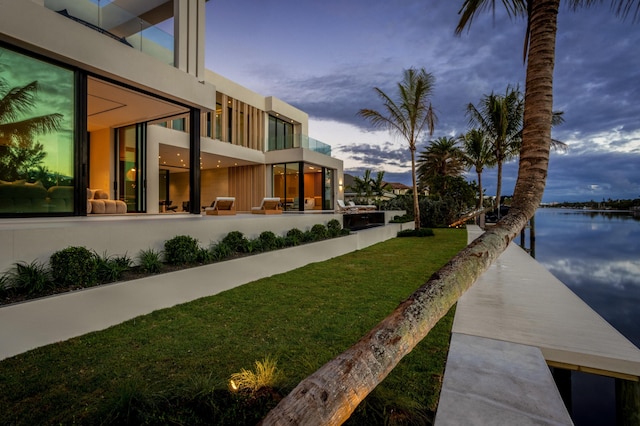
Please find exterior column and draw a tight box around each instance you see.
[173,0,205,79]
[189,108,201,214]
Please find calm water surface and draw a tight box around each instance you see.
[524,208,640,426]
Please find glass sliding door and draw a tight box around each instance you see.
[324,168,334,210]
[272,162,301,211]
[117,123,146,212]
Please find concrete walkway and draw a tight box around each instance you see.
[436,225,640,425]
[0,224,403,361]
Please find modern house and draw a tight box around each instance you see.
[0,0,344,218]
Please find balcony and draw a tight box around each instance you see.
[268,134,332,156]
[44,0,174,66]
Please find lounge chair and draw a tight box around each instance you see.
[349,201,376,211]
[337,200,357,213]
[251,197,282,214]
[204,197,236,215]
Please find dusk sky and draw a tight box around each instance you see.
[203,1,640,203]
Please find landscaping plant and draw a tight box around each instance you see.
[137,248,163,273]
[164,235,200,265]
[50,246,98,288]
[4,260,51,295]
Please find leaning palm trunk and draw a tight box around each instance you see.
[260,1,558,424]
[410,147,421,230]
[476,168,483,210]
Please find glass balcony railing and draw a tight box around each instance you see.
[268,134,332,156]
[296,135,332,156]
[44,0,174,66]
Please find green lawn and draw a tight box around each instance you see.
[0,228,466,425]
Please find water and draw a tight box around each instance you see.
[522,208,640,425]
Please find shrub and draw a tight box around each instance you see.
[309,224,329,241]
[95,252,132,283]
[197,247,215,264]
[211,242,233,261]
[285,228,304,246]
[164,235,199,265]
[50,246,98,288]
[389,214,413,224]
[397,228,435,238]
[326,219,343,237]
[5,261,51,295]
[221,231,250,253]
[0,274,9,297]
[137,249,163,273]
[257,231,281,251]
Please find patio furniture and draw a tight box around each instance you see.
[336,200,357,213]
[251,197,282,214]
[348,201,376,211]
[204,197,236,215]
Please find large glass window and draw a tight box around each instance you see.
[272,163,300,211]
[0,46,75,215]
[268,115,293,151]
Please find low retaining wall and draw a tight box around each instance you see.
[0,211,407,273]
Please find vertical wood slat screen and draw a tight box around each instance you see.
[229,165,266,211]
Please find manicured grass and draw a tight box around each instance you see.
[0,228,466,425]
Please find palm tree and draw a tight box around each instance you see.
[371,171,389,197]
[0,79,62,148]
[466,85,523,215]
[460,129,496,209]
[417,136,465,194]
[349,169,373,200]
[467,86,567,216]
[0,78,63,181]
[261,2,638,424]
[357,67,437,230]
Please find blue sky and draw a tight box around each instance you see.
[203,1,640,203]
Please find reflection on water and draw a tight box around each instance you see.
[527,208,640,426]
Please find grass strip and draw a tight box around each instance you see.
[0,228,466,425]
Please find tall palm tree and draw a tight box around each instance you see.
[417,136,465,194]
[466,85,523,215]
[261,2,638,424]
[460,129,496,209]
[357,67,437,230]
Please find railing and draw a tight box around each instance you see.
[44,0,174,66]
[268,134,332,156]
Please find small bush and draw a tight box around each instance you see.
[0,274,9,297]
[211,242,233,261]
[397,228,435,238]
[137,249,163,273]
[95,252,132,283]
[5,261,51,295]
[197,247,215,264]
[50,246,98,288]
[221,231,250,253]
[389,214,413,224]
[164,235,199,265]
[309,224,329,241]
[285,228,304,246]
[326,219,343,237]
[257,231,280,251]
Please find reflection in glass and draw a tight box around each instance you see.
[0,46,75,215]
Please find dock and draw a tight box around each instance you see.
[436,225,640,425]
